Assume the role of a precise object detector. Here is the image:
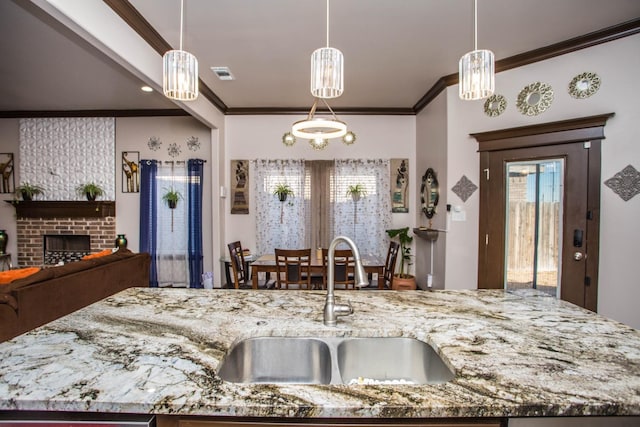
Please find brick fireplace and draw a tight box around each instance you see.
[10,201,117,267]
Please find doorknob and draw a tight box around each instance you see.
[573,252,584,261]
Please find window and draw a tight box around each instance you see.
[252,159,391,257]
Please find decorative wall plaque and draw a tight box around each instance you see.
[604,164,640,201]
[568,72,601,99]
[0,153,15,194]
[483,94,507,117]
[452,175,478,202]
[231,160,249,214]
[516,82,554,116]
[391,158,409,213]
[122,151,139,193]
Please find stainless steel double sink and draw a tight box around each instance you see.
[217,336,454,385]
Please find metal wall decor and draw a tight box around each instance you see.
[122,151,140,193]
[186,136,200,151]
[391,159,409,213]
[568,72,601,99]
[604,164,640,202]
[483,94,507,117]
[231,160,249,214]
[147,136,162,151]
[420,168,439,219]
[0,153,15,194]
[516,82,554,116]
[167,142,181,158]
[452,175,478,202]
[282,132,296,147]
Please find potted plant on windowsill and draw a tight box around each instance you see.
[273,183,294,202]
[76,182,104,201]
[16,182,45,201]
[385,226,416,290]
[346,184,367,202]
[162,187,182,209]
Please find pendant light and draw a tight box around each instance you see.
[311,0,343,98]
[459,0,494,100]
[163,0,198,101]
[287,0,355,150]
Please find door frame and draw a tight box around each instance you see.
[471,113,614,311]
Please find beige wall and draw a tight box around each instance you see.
[415,92,448,289]
[115,116,215,275]
[442,33,640,328]
[223,114,417,270]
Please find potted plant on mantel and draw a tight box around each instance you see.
[346,184,367,202]
[273,183,294,202]
[16,182,45,201]
[385,226,416,290]
[162,187,183,209]
[76,182,104,201]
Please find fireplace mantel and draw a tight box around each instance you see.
[6,200,116,218]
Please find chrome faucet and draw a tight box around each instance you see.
[323,236,368,326]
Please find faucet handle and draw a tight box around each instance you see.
[334,300,353,317]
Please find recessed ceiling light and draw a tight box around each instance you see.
[211,66,235,81]
[141,86,153,92]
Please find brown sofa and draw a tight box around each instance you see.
[0,249,150,342]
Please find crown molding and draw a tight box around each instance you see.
[413,17,640,113]
[104,2,639,117]
[103,0,228,114]
[0,109,189,119]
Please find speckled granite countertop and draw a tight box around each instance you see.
[0,288,638,419]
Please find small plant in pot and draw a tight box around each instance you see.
[162,187,182,209]
[76,182,104,201]
[385,226,416,290]
[16,182,45,201]
[273,183,294,202]
[346,184,367,202]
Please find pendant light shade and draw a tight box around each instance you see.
[163,0,198,101]
[310,0,343,98]
[163,49,199,101]
[459,49,494,100]
[459,0,494,100]
[311,47,343,98]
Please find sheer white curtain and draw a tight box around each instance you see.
[156,162,189,287]
[332,159,391,258]
[251,159,307,255]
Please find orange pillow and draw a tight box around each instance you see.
[0,267,41,285]
[82,249,114,260]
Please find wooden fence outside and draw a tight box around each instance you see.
[506,201,560,287]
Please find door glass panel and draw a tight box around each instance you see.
[504,159,563,297]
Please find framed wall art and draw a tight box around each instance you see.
[122,151,140,193]
[391,158,409,213]
[0,153,15,194]
[231,160,249,214]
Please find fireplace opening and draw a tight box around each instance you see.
[43,234,91,265]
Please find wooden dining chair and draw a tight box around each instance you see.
[274,248,312,290]
[227,241,250,289]
[321,248,356,290]
[381,241,400,289]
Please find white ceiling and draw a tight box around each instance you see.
[1,0,639,113]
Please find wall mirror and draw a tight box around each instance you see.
[421,168,439,219]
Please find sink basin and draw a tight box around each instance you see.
[337,337,455,384]
[217,337,332,384]
[218,336,454,385]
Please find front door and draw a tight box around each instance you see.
[473,114,613,311]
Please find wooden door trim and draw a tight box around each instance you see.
[471,113,615,152]
[472,114,613,311]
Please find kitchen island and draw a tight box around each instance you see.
[0,288,638,425]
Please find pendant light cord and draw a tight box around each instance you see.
[179,0,184,51]
[473,0,477,51]
[326,0,330,47]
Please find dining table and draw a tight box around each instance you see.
[250,253,386,289]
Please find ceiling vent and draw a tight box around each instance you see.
[211,67,235,81]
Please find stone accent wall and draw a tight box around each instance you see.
[16,217,116,267]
